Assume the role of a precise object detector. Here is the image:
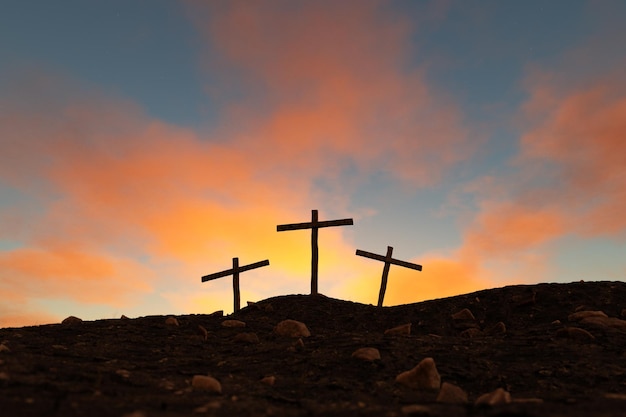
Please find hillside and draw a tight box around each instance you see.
[1,281,626,416]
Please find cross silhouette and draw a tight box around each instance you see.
[277,209,353,294]
[201,258,270,312]
[356,246,422,307]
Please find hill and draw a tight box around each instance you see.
[1,281,626,416]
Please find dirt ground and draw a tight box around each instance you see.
[2,281,626,416]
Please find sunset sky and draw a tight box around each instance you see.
[1,1,625,328]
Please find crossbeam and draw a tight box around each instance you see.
[201,258,270,312]
[277,209,354,294]
[356,246,422,307]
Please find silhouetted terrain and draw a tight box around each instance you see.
[2,281,626,416]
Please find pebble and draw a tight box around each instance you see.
[61,316,83,325]
[401,404,432,415]
[384,323,411,336]
[475,387,511,406]
[556,327,595,341]
[222,320,246,328]
[260,375,276,386]
[460,328,482,338]
[0,343,10,353]
[233,332,260,344]
[395,357,441,390]
[165,316,179,326]
[436,382,468,404]
[621,308,626,318]
[351,347,381,362]
[120,315,130,320]
[192,375,222,393]
[568,310,607,321]
[209,310,224,317]
[485,322,506,336]
[198,325,209,340]
[274,319,311,337]
[193,400,221,413]
[581,316,626,331]
[452,308,475,320]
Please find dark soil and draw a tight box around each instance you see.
[2,281,626,416]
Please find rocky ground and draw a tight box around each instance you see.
[2,281,626,416]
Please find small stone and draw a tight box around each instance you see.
[485,322,506,336]
[395,357,441,390]
[352,347,381,362]
[192,375,222,393]
[568,310,607,322]
[61,316,83,325]
[475,388,511,406]
[287,338,305,352]
[401,404,432,415]
[0,372,10,382]
[209,310,224,317]
[384,323,411,336]
[621,308,626,318]
[158,379,176,390]
[460,328,482,338]
[115,369,131,378]
[260,375,276,386]
[274,320,310,337]
[233,332,260,344]
[0,344,10,353]
[437,382,468,404]
[551,320,561,325]
[604,393,626,400]
[512,398,544,404]
[452,308,475,320]
[222,320,246,328]
[120,315,130,320]
[556,327,595,341]
[193,401,221,413]
[165,316,179,326]
[198,325,209,340]
[122,411,147,417]
[581,316,626,331]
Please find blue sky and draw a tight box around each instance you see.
[1,1,625,327]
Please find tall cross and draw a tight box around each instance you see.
[277,209,354,295]
[356,246,422,307]
[201,258,270,312]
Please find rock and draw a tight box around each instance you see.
[556,327,595,341]
[351,347,381,362]
[221,320,246,328]
[260,375,276,386]
[288,338,305,352]
[401,404,432,415]
[193,401,221,413]
[436,382,468,404]
[233,332,260,344]
[384,323,411,336]
[61,316,83,325]
[581,316,626,331]
[274,320,310,337]
[198,325,208,340]
[621,308,626,318]
[0,344,10,353]
[485,322,506,336]
[191,375,222,393]
[165,316,179,326]
[395,357,441,390]
[452,308,475,320]
[568,310,607,321]
[460,328,482,338]
[120,315,129,320]
[209,310,224,317]
[475,388,511,406]
[115,369,131,379]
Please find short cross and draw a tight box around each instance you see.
[355,246,422,307]
[201,258,270,312]
[277,209,354,295]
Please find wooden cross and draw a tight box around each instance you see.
[201,258,270,312]
[277,209,354,295]
[356,246,422,307]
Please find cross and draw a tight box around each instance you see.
[355,246,422,307]
[201,258,270,312]
[277,209,354,295]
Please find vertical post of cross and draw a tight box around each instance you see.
[311,209,319,294]
[378,246,394,307]
[232,257,240,313]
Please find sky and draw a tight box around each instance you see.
[1,0,625,328]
